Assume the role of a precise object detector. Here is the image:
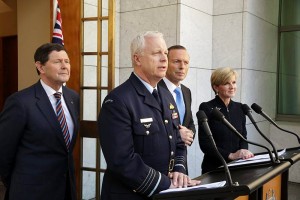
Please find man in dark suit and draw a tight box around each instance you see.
[159,45,196,145]
[0,43,79,200]
[159,45,196,175]
[98,31,200,200]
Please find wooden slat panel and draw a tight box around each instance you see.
[80,120,98,138]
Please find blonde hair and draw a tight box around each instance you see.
[130,31,164,64]
[211,67,238,94]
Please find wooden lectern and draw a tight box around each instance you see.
[153,147,300,200]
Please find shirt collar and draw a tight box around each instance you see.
[163,77,181,92]
[40,79,63,97]
[134,72,158,93]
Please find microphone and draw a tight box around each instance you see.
[242,104,280,163]
[251,103,300,144]
[211,107,276,163]
[196,110,237,187]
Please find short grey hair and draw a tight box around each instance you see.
[130,31,164,64]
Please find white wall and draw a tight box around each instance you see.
[179,0,213,178]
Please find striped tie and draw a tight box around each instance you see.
[54,92,71,150]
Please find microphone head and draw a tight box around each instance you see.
[242,104,251,115]
[251,103,263,114]
[211,107,225,121]
[196,110,208,122]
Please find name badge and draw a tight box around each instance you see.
[140,118,153,123]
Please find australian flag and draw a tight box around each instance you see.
[52,0,64,45]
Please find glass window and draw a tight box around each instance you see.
[278,32,300,115]
[278,0,300,119]
[281,0,300,26]
[82,171,96,200]
[84,0,98,18]
[83,55,97,87]
[83,21,98,52]
[80,0,115,198]
[83,138,97,168]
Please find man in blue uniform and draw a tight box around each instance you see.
[98,31,200,200]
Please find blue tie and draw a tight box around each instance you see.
[174,87,185,124]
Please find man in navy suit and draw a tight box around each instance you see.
[98,31,200,200]
[159,45,195,144]
[0,43,79,200]
[159,45,196,174]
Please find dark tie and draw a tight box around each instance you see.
[174,87,185,124]
[54,92,71,150]
[152,89,161,107]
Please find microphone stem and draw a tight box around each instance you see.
[251,122,280,163]
[207,134,235,187]
[263,113,300,144]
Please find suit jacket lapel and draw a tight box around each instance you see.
[181,85,191,125]
[34,82,70,151]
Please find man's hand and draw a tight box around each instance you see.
[228,149,254,160]
[179,125,194,146]
[168,172,201,188]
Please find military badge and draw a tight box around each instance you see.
[143,123,151,129]
[169,103,175,110]
[172,112,178,119]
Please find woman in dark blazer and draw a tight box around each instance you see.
[197,67,254,174]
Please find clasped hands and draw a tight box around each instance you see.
[168,172,201,189]
[179,125,194,146]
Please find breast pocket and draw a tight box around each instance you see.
[132,120,160,156]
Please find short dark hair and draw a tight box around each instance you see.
[167,45,186,52]
[34,43,66,75]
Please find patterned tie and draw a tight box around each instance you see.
[152,89,161,107]
[174,87,185,124]
[54,92,71,150]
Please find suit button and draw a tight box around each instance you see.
[169,135,172,139]
[164,120,168,124]
[171,151,174,156]
[146,131,150,135]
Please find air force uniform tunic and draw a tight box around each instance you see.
[98,73,186,200]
